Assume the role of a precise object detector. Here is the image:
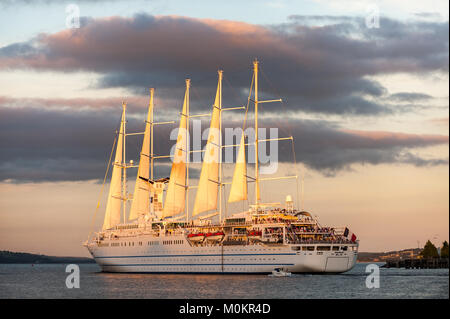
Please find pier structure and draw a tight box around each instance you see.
[384,258,449,269]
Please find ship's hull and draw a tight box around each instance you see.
[87,235,358,274]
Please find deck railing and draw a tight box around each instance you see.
[286,239,357,245]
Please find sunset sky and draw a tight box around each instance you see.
[0,0,448,257]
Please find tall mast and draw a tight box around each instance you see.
[150,88,155,181]
[218,70,223,223]
[185,79,190,223]
[162,82,189,220]
[122,101,127,223]
[128,90,154,222]
[102,104,125,230]
[191,71,223,221]
[253,59,260,206]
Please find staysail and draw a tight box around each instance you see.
[162,81,189,218]
[192,76,221,216]
[128,89,154,221]
[228,133,248,203]
[102,105,125,230]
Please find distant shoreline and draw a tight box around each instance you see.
[357,248,423,262]
[0,251,95,264]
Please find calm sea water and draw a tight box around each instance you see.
[0,263,448,299]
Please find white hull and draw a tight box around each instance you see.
[87,235,358,274]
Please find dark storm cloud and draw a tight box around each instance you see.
[0,106,447,182]
[251,119,449,176]
[0,95,150,112]
[389,92,433,102]
[0,104,202,183]
[0,14,447,115]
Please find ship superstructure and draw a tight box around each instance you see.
[84,60,359,273]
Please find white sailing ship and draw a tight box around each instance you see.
[84,60,359,273]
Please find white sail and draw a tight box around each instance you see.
[103,107,125,230]
[192,82,221,216]
[162,85,189,218]
[128,90,153,221]
[228,133,248,203]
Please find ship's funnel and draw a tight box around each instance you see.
[285,195,293,212]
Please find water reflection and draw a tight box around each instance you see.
[0,263,448,299]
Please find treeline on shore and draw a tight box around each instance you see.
[357,240,449,262]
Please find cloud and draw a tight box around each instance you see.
[261,120,449,175]
[413,12,443,19]
[0,95,149,112]
[389,92,433,102]
[429,117,449,127]
[1,0,128,5]
[0,14,447,115]
[0,105,447,182]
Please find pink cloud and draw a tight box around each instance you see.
[0,95,149,111]
[341,129,449,146]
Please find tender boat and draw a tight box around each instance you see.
[269,268,292,277]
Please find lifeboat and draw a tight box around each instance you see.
[187,233,205,242]
[248,230,262,240]
[205,231,225,242]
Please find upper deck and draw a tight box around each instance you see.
[93,207,357,247]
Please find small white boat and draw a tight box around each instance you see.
[269,268,292,277]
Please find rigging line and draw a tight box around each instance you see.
[291,137,301,210]
[259,66,292,138]
[88,112,123,238]
[260,66,301,209]
[243,71,254,134]
[223,74,247,109]
[240,71,254,212]
[191,83,205,111]
[222,71,254,213]
[224,182,228,219]
[88,132,118,241]
[190,82,211,161]
[127,129,141,161]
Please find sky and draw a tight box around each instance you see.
[0,0,448,257]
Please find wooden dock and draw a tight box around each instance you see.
[383,258,449,269]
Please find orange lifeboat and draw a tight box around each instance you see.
[187,233,205,242]
[205,231,225,242]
